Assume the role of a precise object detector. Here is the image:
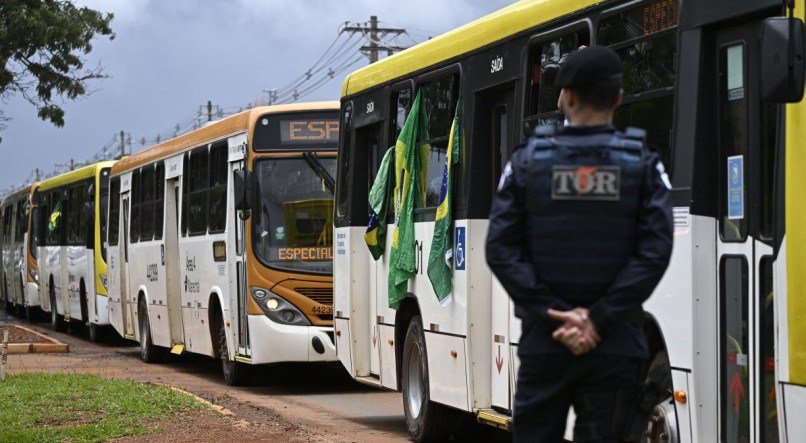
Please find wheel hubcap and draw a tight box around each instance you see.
[406,342,425,419]
[643,400,677,443]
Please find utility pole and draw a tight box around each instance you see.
[69,159,74,171]
[35,169,40,181]
[120,130,126,157]
[342,16,408,63]
[207,100,213,122]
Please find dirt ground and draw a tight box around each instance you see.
[1,312,409,442]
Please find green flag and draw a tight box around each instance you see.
[427,100,461,305]
[389,91,429,309]
[364,147,394,261]
[48,200,62,235]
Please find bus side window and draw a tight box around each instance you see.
[208,142,228,233]
[599,0,678,169]
[418,73,459,208]
[335,102,353,220]
[188,146,209,236]
[390,88,412,146]
[525,29,591,128]
[108,177,120,247]
[130,169,141,243]
[154,162,165,240]
[181,153,189,237]
[140,165,155,242]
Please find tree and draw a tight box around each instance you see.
[0,0,114,132]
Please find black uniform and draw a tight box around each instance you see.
[485,46,674,442]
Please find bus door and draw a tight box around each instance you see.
[357,120,385,378]
[713,21,780,442]
[229,154,250,357]
[164,178,184,350]
[481,83,517,412]
[120,195,134,338]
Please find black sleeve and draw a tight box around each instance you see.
[485,150,574,318]
[589,151,674,334]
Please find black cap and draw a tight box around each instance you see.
[554,46,623,88]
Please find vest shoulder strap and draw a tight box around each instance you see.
[609,129,646,154]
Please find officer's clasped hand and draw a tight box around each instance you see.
[547,308,601,356]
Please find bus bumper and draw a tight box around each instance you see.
[93,294,109,325]
[24,282,41,307]
[247,315,337,364]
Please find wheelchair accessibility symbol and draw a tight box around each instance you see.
[454,227,466,271]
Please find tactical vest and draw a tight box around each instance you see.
[524,126,646,306]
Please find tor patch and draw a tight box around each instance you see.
[551,165,621,201]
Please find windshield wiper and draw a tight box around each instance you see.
[302,152,335,194]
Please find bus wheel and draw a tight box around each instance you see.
[138,297,166,363]
[50,283,66,332]
[88,323,104,343]
[643,351,678,443]
[402,315,454,442]
[216,314,247,386]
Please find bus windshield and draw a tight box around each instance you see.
[252,155,336,275]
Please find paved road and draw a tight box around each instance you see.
[2,311,409,442]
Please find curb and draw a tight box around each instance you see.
[1,325,69,354]
[150,383,235,417]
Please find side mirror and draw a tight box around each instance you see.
[233,169,250,212]
[83,202,94,250]
[761,17,805,102]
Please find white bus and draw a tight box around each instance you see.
[334,0,806,441]
[106,103,340,385]
[36,162,116,341]
[1,184,41,320]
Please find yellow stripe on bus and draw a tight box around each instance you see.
[341,0,602,97]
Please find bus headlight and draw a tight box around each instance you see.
[99,274,108,292]
[28,269,39,283]
[250,287,311,326]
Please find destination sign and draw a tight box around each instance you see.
[277,247,333,261]
[280,119,339,145]
[642,0,678,36]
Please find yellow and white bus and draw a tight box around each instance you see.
[334,0,806,441]
[1,184,41,320]
[106,103,339,385]
[36,162,115,341]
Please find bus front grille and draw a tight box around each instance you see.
[295,287,333,306]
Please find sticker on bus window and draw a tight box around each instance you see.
[727,155,744,220]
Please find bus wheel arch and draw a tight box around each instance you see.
[395,295,421,390]
[209,293,247,386]
[49,275,66,331]
[643,313,679,443]
[137,290,166,363]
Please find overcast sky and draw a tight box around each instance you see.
[0,0,514,192]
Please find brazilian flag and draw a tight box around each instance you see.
[365,147,394,260]
[388,91,429,309]
[48,200,62,235]
[427,100,461,305]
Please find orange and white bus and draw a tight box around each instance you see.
[106,103,340,385]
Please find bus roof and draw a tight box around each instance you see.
[111,102,340,176]
[340,0,601,97]
[38,162,116,193]
[0,183,38,206]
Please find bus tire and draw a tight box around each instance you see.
[402,315,454,442]
[138,297,167,363]
[216,313,247,386]
[644,350,678,443]
[50,281,66,332]
[88,323,104,343]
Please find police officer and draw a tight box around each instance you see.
[485,46,673,442]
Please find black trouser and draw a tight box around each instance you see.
[513,354,643,443]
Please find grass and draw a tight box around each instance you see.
[0,373,207,443]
